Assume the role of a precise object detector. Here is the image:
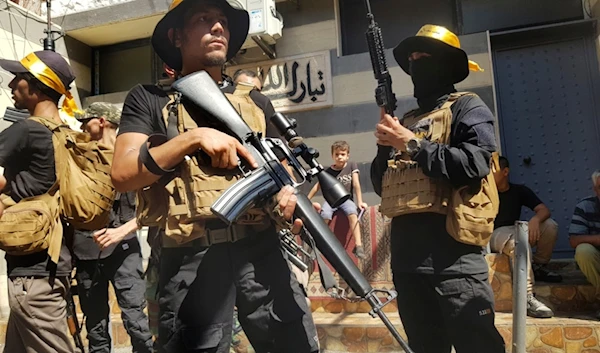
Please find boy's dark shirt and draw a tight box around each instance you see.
[325,161,358,200]
[73,191,139,261]
[0,119,72,277]
[495,183,542,228]
[371,91,496,275]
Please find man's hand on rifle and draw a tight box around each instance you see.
[277,186,321,235]
[375,107,415,151]
[190,127,258,169]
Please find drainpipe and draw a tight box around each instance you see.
[512,221,528,353]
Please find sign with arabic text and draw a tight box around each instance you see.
[225,51,333,113]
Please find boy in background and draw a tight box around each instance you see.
[309,141,368,259]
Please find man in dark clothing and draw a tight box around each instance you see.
[110,1,319,352]
[73,102,153,353]
[0,50,76,352]
[370,25,505,353]
[490,156,560,318]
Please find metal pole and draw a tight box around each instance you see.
[512,221,528,353]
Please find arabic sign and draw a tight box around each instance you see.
[225,51,333,113]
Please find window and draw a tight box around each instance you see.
[95,39,153,94]
[339,0,458,56]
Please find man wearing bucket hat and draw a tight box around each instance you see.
[371,25,505,352]
[0,50,78,352]
[73,102,154,353]
[111,1,319,352]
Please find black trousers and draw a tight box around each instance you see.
[157,228,319,353]
[393,272,506,353]
[76,240,154,353]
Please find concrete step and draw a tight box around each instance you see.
[307,255,598,315]
[232,311,600,353]
[489,254,599,313]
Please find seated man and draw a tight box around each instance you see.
[570,170,600,318]
[490,156,561,318]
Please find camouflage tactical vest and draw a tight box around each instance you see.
[379,92,472,218]
[136,82,268,246]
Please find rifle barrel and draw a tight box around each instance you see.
[364,0,373,16]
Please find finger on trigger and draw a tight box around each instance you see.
[236,141,258,169]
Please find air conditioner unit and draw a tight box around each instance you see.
[237,0,283,50]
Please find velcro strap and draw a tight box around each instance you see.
[139,134,176,176]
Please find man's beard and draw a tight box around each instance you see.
[13,99,25,110]
[203,52,227,67]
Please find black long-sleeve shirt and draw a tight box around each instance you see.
[371,90,497,275]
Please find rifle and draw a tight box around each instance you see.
[279,228,313,272]
[364,0,397,118]
[42,0,64,52]
[172,71,414,353]
[66,285,85,352]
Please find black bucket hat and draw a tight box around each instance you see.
[152,0,249,71]
[393,24,483,84]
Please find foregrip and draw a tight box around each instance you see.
[366,27,397,116]
[366,27,387,78]
[294,193,372,296]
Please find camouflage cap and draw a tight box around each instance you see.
[78,102,121,125]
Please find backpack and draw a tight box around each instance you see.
[29,117,116,230]
[445,151,500,246]
[0,184,64,263]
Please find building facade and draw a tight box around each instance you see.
[1,0,599,258]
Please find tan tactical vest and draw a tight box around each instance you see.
[136,82,268,245]
[379,93,472,218]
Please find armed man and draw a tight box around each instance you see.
[370,25,505,352]
[0,50,77,353]
[111,1,319,352]
[74,103,154,353]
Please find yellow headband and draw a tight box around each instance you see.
[19,52,80,116]
[416,25,484,72]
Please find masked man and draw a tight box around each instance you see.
[371,25,505,353]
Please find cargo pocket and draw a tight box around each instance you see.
[114,277,142,308]
[269,291,306,324]
[182,324,224,350]
[435,277,474,317]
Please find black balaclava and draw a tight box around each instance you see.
[409,56,456,109]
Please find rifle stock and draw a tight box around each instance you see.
[172,71,413,353]
[66,287,84,352]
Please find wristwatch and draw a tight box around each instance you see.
[406,137,423,158]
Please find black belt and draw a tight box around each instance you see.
[191,220,271,248]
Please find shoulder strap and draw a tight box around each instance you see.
[233,82,255,96]
[162,93,181,141]
[28,116,66,132]
[27,116,64,184]
[440,92,475,110]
